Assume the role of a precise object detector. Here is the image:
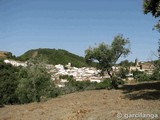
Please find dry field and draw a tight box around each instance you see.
[0,82,160,120]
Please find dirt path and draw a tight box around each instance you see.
[0,82,160,120]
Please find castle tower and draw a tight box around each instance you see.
[135,58,139,67]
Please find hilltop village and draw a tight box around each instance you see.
[4,59,155,87]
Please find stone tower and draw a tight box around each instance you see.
[135,58,139,67]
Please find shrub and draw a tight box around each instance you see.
[16,60,55,103]
[132,70,143,78]
[116,67,129,79]
[95,78,112,90]
[64,78,95,93]
[150,60,160,80]
[150,69,160,80]
[61,75,113,93]
[132,70,151,82]
[0,62,19,104]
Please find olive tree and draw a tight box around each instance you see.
[85,35,130,88]
[16,58,54,103]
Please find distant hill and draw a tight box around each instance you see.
[0,51,13,59]
[17,48,89,67]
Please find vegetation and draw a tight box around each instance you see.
[143,0,160,32]
[0,59,56,104]
[85,34,130,78]
[85,34,130,88]
[117,60,134,79]
[132,70,150,82]
[1,0,160,106]
[17,48,89,67]
[61,75,112,94]
[143,0,160,60]
[150,60,160,80]
[16,59,55,103]
[0,61,19,104]
[119,60,135,67]
[116,67,130,79]
[0,51,15,59]
[143,0,160,17]
[158,39,160,59]
[1,53,159,105]
[143,0,160,81]
[0,58,113,105]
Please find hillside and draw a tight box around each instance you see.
[0,82,160,120]
[17,48,89,67]
[0,51,13,59]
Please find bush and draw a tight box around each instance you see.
[132,70,143,78]
[63,76,113,92]
[0,62,19,104]
[132,70,151,82]
[50,87,62,98]
[16,76,54,103]
[116,67,129,79]
[64,78,95,93]
[136,73,150,82]
[150,60,160,80]
[150,69,160,80]
[16,63,55,103]
[59,75,74,81]
[95,78,112,90]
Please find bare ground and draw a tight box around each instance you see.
[0,82,160,120]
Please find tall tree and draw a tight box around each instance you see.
[85,34,130,78]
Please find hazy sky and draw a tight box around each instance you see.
[0,0,159,62]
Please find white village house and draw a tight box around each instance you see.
[4,59,155,87]
[4,59,27,67]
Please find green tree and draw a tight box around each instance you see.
[143,0,160,31]
[143,0,160,17]
[143,0,160,60]
[85,35,130,88]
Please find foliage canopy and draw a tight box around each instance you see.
[0,62,19,104]
[143,0,160,31]
[85,34,130,78]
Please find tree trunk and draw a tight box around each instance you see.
[107,69,112,78]
[107,69,118,89]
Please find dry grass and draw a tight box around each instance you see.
[0,52,7,58]
[0,82,160,120]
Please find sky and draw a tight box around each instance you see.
[0,0,159,62]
